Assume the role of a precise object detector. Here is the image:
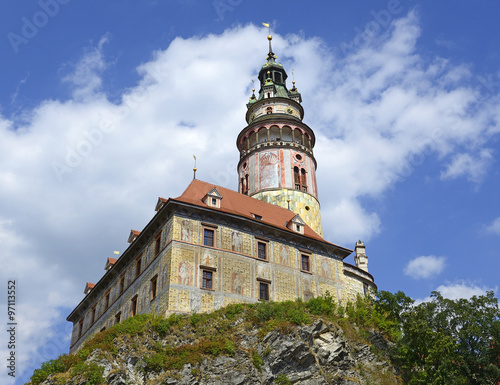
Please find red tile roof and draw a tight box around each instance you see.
[171,179,347,250]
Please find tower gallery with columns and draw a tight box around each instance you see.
[238,35,322,236]
[66,35,376,353]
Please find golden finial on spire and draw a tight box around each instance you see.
[249,77,256,100]
[262,22,273,54]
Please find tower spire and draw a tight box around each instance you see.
[237,35,322,236]
[262,22,275,61]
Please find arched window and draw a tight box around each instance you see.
[241,174,249,195]
[293,166,307,192]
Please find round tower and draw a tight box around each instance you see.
[236,35,323,236]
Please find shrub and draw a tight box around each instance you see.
[224,303,244,321]
[154,313,182,337]
[252,350,263,371]
[30,359,67,385]
[274,373,292,384]
[224,339,236,356]
[306,292,336,316]
[71,362,104,385]
[190,312,203,327]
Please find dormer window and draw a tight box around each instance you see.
[104,257,117,272]
[287,214,305,235]
[203,187,222,208]
[253,214,262,220]
[155,197,167,212]
[128,229,140,243]
[84,282,95,296]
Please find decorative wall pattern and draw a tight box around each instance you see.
[69,214,373,353]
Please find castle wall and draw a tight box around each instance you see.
[69,214,373,353]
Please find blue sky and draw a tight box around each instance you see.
[1,1,500,383]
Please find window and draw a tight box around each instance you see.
[259,282,269,301]
[202,270,213,289]
[78,319,84,339]
[241,174,249,195]
[257,242,267,260]
[301,254,310,272]
[131,295,138,316]
[154,232,162,257]
[204,228,214,247]
[119,274,125,294]
[135,255,142,279]
[294,166,307,191]
[253,214,263,220]
[150,275,158,301]
[91,306,96,324]
[104,290,110,310]
[115,312,121,325]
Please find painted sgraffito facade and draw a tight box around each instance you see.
[67,37,376,353]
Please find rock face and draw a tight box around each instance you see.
[41,318,400,385]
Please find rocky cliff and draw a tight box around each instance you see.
[32,301,401,385]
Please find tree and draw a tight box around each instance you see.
[393,291,500,385]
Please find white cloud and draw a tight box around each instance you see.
[416,281,498,303]
[440,149,493,183]
[1,13,500,381]
[404,255,446,279]
[486,217,500,235]
[62,34,111,101]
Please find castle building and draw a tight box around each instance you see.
[66,36,376,353]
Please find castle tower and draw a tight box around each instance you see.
[236,35,323,236]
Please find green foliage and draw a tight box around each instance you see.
[30,359,67,385]
[224,303,244,321]
[306,291,336,316]
[274,373,292,384]
[253,300,310,325]
[251,350,263,371]
[143,336,237,372]
[114,313,149,335]
[153,313,183,336]
[71,362,104,385]
[190,312,203,327]
[263,346,273,357]
[224,338,236,356]
[32,290,500,385]
[392,290,500,385]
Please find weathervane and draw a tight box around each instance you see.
[262,22,273,54]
